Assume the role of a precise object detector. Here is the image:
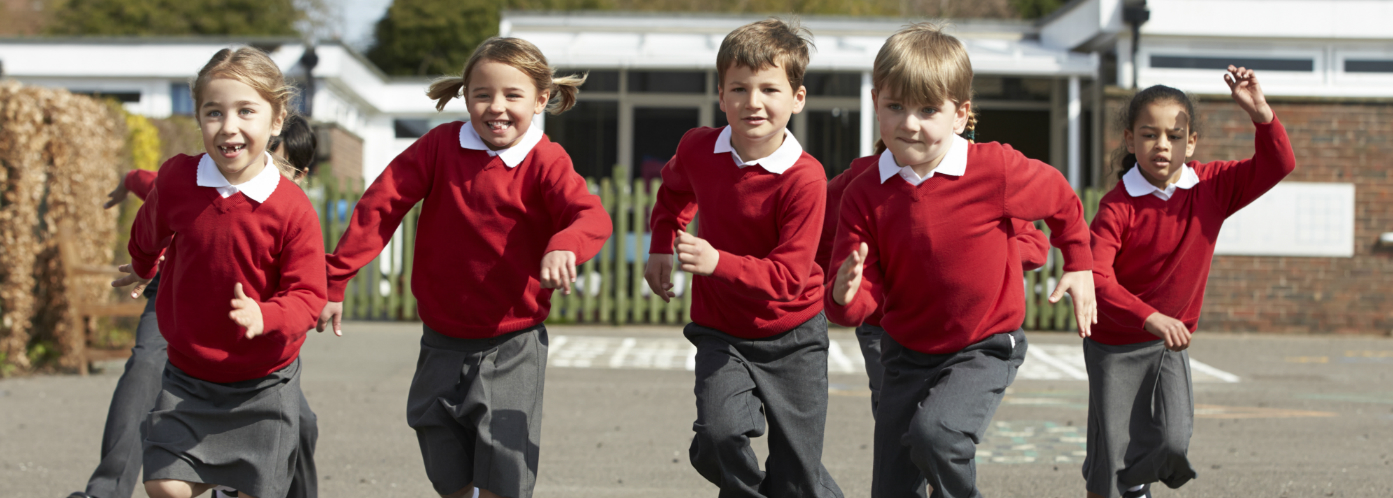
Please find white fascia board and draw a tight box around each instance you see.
[1040,0,1124,50]
[1146,0,1393,40]
[0,42,239,78]
[311,45,442,115]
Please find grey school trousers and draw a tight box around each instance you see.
[854,324,886,416]
[82,274,318,498]
[873,329,1027,498]
[684,313,844,498]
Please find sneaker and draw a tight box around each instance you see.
[212,489,240,498]
[1121,484,1151,498]
[66,493,97,498]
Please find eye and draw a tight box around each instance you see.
[239,108,254,116]
[762,87,779,94]
[507,92,523,99]
[920,107,938,116]
[887,103,903,111]
[206,110,222,118]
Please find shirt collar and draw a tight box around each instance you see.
[197,152,281,203]
[712,125,804,175]
[1122,163,1200,199]
[458,119,545,168]
[878,134,969,185]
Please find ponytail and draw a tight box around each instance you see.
[547,72,586,115]
[427,76,465,112]
[962,109,977,144]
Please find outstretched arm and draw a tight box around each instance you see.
[1212,66,1296,216]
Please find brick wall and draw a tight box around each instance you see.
[316,123,363,185]
[1101,91,1393,334]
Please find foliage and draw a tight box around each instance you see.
[125,113,161,172]
[1010,0,1068,19]
[44,0,301,36]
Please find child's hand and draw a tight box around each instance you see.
[229,283,264,339]
[1143,312,1191,351]
[104,181,129,209]
[644,254,677,303]
[540,250,578,295]
[110,264,152,299]
[831,242,868,306]
[675,231,720,276]
[1224,65,1273,124]
[1049,270,1097,338]
[316,301,344,337]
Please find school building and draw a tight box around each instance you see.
[0,0,1388,333]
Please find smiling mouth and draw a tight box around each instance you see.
[219,144,245,154]
[486,120,513,132]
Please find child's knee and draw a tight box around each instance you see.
[907,417,973,464]
[143,480,189,498]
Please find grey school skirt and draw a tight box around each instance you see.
[1082,338,1197,498]
[143,359,304,498]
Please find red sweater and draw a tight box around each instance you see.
[824,142,1092,354]
[1090,117,1295,345]
[326,122,611,338]
[815,156,1051,328]
[649,127,826,338]
[129,154,327,383]
[125,169,158,199]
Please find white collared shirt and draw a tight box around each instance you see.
[197,152,281,202]
[878,134,969,186]
[1122,163,1200,200]
[458,119,545,168]
[712,126,803,175]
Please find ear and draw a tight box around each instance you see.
[270,108,286,137]
[1123,128,1135,154]
[534,88,551,115]
[953,101,971,134]
[1185,131,1198,158]
[717,84,727,115]
[791,85,807,115]
[870,88,879,115]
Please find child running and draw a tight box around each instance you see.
[643,18,843,498]
[314,37,612,498]
[114,47,327,498]
[823,23,1096,498]
[1083,67,1291,498]
[84,115,321,498]
[815,125,1051,418]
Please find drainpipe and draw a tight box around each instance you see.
[1123,1,1150,89]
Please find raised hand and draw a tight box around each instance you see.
[644,253,677,303]
[316,301,344,336]
[1224,65,1273,124]
[229,283,264,339]
[831,242,869,306]
[1144,312,1192,351]
[1050,270,1097,338]
[110,263,153,299]
[104,181,130,209]
[675,231,720,276]
[540,250,578,295]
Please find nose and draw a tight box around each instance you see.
[1156,134,1171,151]
[489,96,508,114]
[744,90,761,110]
[899,114,920,133]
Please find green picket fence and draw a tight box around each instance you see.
[306,171,1101,331]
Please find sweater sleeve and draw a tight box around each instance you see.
[1013,219,1049,272]
[648,132,700,255]
[1000,144,1093,272]
[128,161,177,279]
[258,206,329,341]
[1208,115,1297,218]
[325,128,438,301]
[709,174,826,302]
[125,169,158,200]
[1089,200,1157,328]
[815,167,855,276]
[823,186,883,327]
[540,152,613,264]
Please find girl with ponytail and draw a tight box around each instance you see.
[316,36,612,498]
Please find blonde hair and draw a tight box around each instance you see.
[192,47,306,183]
[871,22,977,153]
[427,37,584,114]
[716,18,813,90]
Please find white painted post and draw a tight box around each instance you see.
[859,71,874,158]
[1067,76,1081,190]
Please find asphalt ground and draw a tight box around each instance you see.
[3,322,1391,498]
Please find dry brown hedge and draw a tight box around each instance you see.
[0,81,122,374]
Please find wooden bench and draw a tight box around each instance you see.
[57,221,147,375]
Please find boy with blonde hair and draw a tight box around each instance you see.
[644,18,843,498]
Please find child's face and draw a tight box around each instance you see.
[199,78,284,178]
[718,64,806,145]
[1124,101,1198,186]
[466,59,549,150]
[873,89,969,168]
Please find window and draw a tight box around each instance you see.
[1150,55,1313,72]
[170,83,193,115]
[394,119,430,139]
[802,72,860,97]
[805,108,860,178]
[545,100,619,180]
[973,77,1052,101]
[574,70,620,92]
[627,71,705,93]
[71,90,141,103]
[1345,59,1393,73]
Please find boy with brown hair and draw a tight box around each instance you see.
[644,18,843,498]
